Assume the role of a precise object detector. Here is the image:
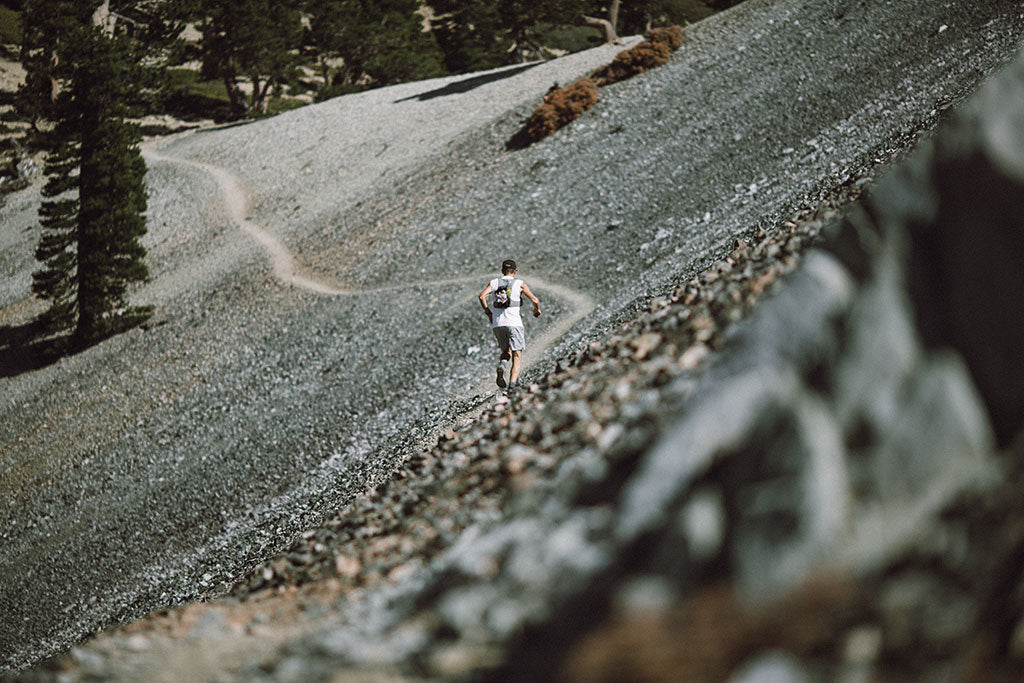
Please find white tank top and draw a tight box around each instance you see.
[490,276,523,328]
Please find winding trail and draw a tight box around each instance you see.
[142,147,596,387]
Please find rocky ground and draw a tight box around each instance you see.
[3,0,1024,678]
[11,181,855,682]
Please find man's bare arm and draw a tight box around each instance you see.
[478,284,493,320]
[521,282,541,317]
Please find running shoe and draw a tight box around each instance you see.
[496,363,507,388]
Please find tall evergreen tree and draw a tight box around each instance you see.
[22,0,151,345]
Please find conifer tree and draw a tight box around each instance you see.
[429,0,510,73]
[22,0,151,345]
[432,0,607,69]
[306,0,444,91]
[199,0,303,117]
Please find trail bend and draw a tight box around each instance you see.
[142,147,596,382]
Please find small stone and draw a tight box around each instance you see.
[123,634,151,653]
[691,316,716,342]
[504,444,538,474]
[429,644,505,678]
[631,332,663,360]
[842,626,882,665]
[679,487,726,562]
[188,609,231,640]
[596,423,624,452]
[678,343,709,370]
[334,554,361,579]
[728,651,812,683]
[613,575,676,617]
[70,647,108,674]
[387,561,419,583]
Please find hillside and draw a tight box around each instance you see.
[3,0,1024,677]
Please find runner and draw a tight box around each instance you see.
[479,259,541,393]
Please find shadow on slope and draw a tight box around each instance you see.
[0,308,155,378]
[394,63,540,103]
[0,320,68,377]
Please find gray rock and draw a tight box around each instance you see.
[832,248,921,436]
[729,394,849,597]
[188,610,232,640]
[728,651,814,683]
[871,352,994,500]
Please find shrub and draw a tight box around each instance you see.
[314,82,367,102]
[0,6,21,44]
[506,26,684,148]
[514,77,599,146]
[647,25,686,50]
[591,40,673,86]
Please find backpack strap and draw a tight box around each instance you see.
[506,278,521,307]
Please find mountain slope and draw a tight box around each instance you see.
[2,0,1023,672]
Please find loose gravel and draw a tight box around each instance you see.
[2,0,1023,673]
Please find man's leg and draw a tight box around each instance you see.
[496,355,508,388]
[507,326,526,390]
[509,350,523,385]
[493,327,509,388]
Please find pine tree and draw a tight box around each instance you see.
[431,0,596,70]
[200,0,303,117]
[24,1,151,346]
[497,0,586,61]
[429,0,507,73]
[306,0,444,91]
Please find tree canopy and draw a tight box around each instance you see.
[21,0,151,344]
[198,0,303,116]
[306,0,444,94]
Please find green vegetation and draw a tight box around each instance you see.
[306,0,445,96]
[531,23,601,56]
[161,67,306,120]
[199,0,304,117]
[428,0,718,74]
[1,1,737,356]
[0,5,20,44]
[21,0,151,345]
[161,68,234,121]
[620,0,713,33]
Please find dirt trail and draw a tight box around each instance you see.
[142,147,597,390]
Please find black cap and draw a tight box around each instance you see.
[501,259,517,273]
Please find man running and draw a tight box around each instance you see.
[479,259,541,392]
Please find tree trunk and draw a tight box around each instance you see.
[318,55,331,87]
[580,15,619,44]
[222,74,246,118]
[608,0,621,34]
[580,0,622,44]
[251,76,274,115]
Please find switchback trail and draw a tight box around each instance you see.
[142,147,596,388]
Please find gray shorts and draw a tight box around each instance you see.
[492,326,525,355]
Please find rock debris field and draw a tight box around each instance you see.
[2,0,1024,679]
